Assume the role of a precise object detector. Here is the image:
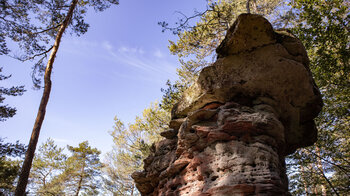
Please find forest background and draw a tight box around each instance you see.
[1,0,349,195]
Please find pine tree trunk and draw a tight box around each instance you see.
[75,164,85,196]
[131,184,134,196]
[300,164,309,195]
[246,0,251,13]
[246,0,257,13]
[15,0,78,195]
[75,175,83,196]
[315,146,327,196]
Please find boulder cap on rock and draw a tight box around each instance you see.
[172,13,323,154]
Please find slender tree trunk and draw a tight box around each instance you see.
[300,164,309,196]
[75,175,83,196]
[315,146,327,196]
[15,0,79,195]
[75,162,86,196]
[246,0,257,13]
[131,184,134,196]
[314,146,340,196]
[246,0,251,13]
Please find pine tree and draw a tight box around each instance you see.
[286,0,349,195]
[0,138,26,195]
[62,141,103,196]
[6,1,120,194]
[27,140,103,195]
[158,0,349,194]
[0,67,25,121]
[159,0,283,107]
[104,103,170,195]
[29,138,66,195]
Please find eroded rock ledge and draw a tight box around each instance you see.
[132,14,323,196]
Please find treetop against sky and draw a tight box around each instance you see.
[1,0,205,154]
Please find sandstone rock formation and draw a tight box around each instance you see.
[132,14,323,196]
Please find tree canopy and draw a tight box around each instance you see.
[0,67,25,121]
[104,102,170,195]
[159,0,283,108]
[160,0,349,195]
[2,0,120,194]
[1,0,118,87]
[1,0,348,195]
[0,138,26,195]
[286,0,349,195]
[29,138,66,195]
[28,139,103,195]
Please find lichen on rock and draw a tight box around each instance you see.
[132,14,323,196]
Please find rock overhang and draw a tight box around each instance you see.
[172,14,323,155]
[132,14,325,196]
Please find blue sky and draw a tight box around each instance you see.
[1,0,206,154]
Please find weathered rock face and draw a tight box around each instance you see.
[132,14,323,196]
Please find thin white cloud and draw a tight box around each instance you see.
[102,42,177,78]
[118,46,130,53]
[64,40,178,81]
[103,41,113,51]
[52,138,71,143]
[153,49,164,58]
[73,40,99,47]
[138,48,145,54]
[117,46,145,55]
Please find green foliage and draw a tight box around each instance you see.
[160,80,187,112]
[0,0,119,88]
[29,140,103,195]
[159,0,349,195]
[159,0,282,107]
[103,102,170,195]
[0,67,25,121]
[61,141,103,196]
[0,138,26,195]
[286,0,350,195]
[3,1,120,194]
[291,0,349,102]
[0,158,21,195]
[0,0,33,56]
[29,138,66,195]
[0,138,26,157]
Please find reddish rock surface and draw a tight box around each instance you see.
[132,14,322,196]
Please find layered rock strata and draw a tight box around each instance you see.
[132,14,323,196]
